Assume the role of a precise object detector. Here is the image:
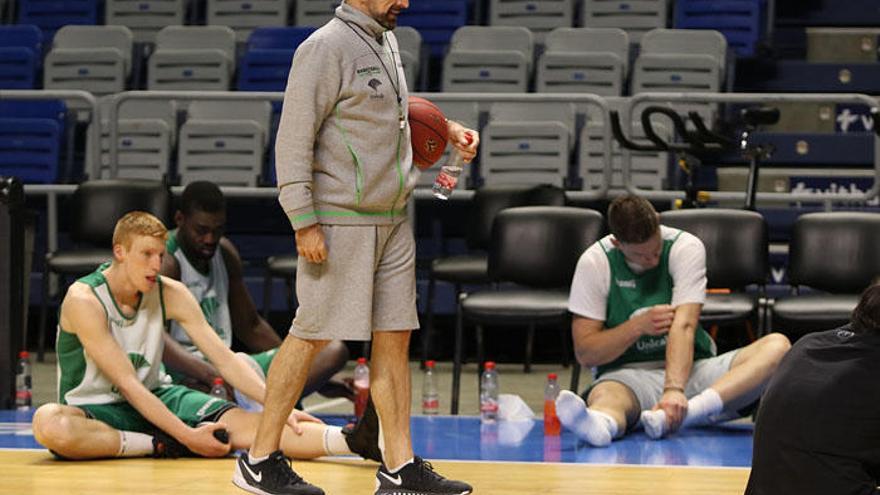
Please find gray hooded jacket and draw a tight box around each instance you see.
[275,2,416,230]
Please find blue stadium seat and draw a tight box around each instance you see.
[397,0,468,58]
[237,27,315,92]
[675,0,765,57]
[0,100,67,184]
[17,0,100,42]
[0,25,43,89]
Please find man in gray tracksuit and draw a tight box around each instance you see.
[233,1,480,495]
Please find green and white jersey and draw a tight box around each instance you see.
[57,263,171,406]
[568,225,715,377]
[166,230,232,359]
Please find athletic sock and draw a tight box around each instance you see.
[388,458,414,474]
[682,388,723,428]
[248,451,270,464]
[555,390,618,447]
[641,388,724,439]
[322,426,352,456]
[117,431,154,457]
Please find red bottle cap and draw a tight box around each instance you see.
[357,357,367,364]
[548,373,557,380]
[484,361,496,370]
[213,377,224,385]
[425,360,435,368]
[19,351,29,359]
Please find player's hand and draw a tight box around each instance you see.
[184,422,231,458]
[655,389,688,433]
[446,121,479,163]
[634,304,675,336]
[295,224,327,264]
[285,409,325,435]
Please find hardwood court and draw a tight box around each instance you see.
[1,450,749,495]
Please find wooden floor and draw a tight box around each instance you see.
[2,450,750,495]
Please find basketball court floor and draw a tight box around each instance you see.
[1,409,752,494]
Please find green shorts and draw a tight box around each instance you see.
[166,348,277,385]
[77,384,236,433]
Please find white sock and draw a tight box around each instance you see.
[322,426,351,456]
[248,451,270,464]
[682,388,723,428]
[388,458,414,473]
[555,390,618,447]
[641,388,724,439]
[117,431,154,457]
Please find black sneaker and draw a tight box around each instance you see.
[233,450,324,495]
[152,430,195,458]
[343,398,383,462]
[375,456,472,495]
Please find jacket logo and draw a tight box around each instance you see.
[367,78,384,99]
[616,278,636,288]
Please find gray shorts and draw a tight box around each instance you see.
[291,221,419,341]
[593,350,752,414]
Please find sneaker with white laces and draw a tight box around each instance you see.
[374,456,472,495]
[233,450,324,495]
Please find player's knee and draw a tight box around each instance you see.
[761,333,791,364]
[32,404,76,451]
[325,340,350,371]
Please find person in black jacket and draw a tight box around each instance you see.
[746,283,880,495]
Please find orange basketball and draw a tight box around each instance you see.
[409,96,449,170]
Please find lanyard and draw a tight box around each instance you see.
[339,18,405,130]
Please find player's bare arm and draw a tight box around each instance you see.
[60,283,229,457]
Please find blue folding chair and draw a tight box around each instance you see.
[237,26,316,92]
[17,0,99,42]
[397,0,468,58]
[674,0,765,57]
[0,100,68,184]
[0,25,43,89]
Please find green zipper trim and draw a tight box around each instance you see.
[389,126,405,217]
[335,103,363,206]
[291,209,407,224]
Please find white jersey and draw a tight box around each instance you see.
[166,230,232,359]
[57,263,171,405]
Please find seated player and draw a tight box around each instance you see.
[161,181,352,408]
[31,211,380,463]
[746,283,880,495]
[558,194,791,446]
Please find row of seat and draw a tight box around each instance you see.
[1,21,727,101]
[1,91,683,189]
[441,201,880,412]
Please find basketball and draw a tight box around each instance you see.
[409,96,449,170]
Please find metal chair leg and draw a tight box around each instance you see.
[37,261,52,362]
[570,361,581,392]
[261,268,273,318]
[451,296,465,415]
[475,324,484,369]
[524,323,535,373]
[422,275,436,366]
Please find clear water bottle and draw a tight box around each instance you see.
[543,373,561,436]
[432,132,474,200]
[210,377,228,401]
[479,361,499,423]
[353,357,370,419]
[422,360,439,415]
[15,351,32,411]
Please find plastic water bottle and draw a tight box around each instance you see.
[543,373,561,436]
[432,132,474,200]
[210,377,228,401]
[15,351,32,411]
[353,357,370,419]
[422,360,439,415]
[479,361,499,423]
